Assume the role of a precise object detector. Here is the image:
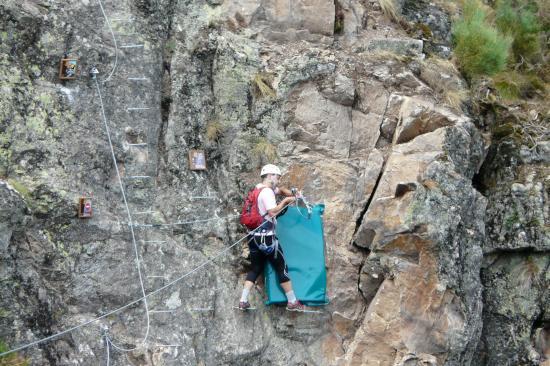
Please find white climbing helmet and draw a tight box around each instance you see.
[260,164,281,177]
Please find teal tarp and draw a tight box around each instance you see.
[265,204,328,306]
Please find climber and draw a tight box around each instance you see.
[238,164,305,311]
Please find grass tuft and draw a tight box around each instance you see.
[493,71,546,100]
[205,120,225,142]
[420,56,469,110]
[251,137,278,165]
[252,73,276,99]
[511,256,542,293]
[379,0,399,22]
[445,89,469,110]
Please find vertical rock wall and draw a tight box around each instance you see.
[0,1,548,365]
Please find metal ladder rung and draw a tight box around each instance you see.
[153,344,182,348]
[110,17,135,22]
[120,44,144,48]
[149,310,175,314]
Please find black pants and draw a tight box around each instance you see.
[246,235,290,284]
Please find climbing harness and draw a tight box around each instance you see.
[250,234,279,257]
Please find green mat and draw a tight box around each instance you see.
[265,204,328,306]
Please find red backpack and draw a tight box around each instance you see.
[240,187,266,231]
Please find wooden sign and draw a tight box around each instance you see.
[189,149,206,170]
[78,197,93,218]
[59,58,78,80]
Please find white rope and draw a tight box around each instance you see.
[94,78,151,351]
[0,205,287,358]
[293,196,313,220]
[97,0,118,83]
[105,336,111,366]
[107,335,139,353]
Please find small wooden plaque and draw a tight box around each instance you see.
[78,197,93,218]
[59,58,78,80]
[189,149,206,171]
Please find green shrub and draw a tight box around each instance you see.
[452,0,512,79]
[495,0,542,63]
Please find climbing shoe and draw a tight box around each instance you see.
[238,301,251,311]
[286,300,305,311]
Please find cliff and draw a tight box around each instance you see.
[0,0,548,365]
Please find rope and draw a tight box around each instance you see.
[94,78,151,351]
[105,336,110,366]
[0,204,289,358]
[293,196,313,220]
[96,0,118,83]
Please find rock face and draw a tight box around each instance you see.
[0,182,29,250]
[396,0,455,58]
[0,1,547,366]
[348,121,486,366]
[473,109,549,366]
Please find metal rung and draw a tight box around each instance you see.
[190,196,219,200]
[153,344,182,347]
[149,310,174,313]
[127,107,151,111]
[128,143,148,146]
[110,18,134,22]
[294,309,324,314]
[191,308,213,312]
[120,44,144,48]
[128,77,149,81]
[147,275,167,278]
[142,240,166,244]
[135,211,155,215]
[125,176,151,179]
